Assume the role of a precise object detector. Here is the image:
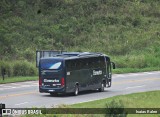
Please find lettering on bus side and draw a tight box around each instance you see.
[44,79,59,83]
[93,70,102,76]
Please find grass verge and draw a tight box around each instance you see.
[0,76,38,84]
[22,90,160,117]
[71,90,160,108]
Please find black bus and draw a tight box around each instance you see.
[37,51,115,96]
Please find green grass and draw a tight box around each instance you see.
[71,90,160,108]
[0,76,38,84]
[1,0,160,64]
[22,90,160,117]
[69,90,160,117]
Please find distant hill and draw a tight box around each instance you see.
[0,0,160,69]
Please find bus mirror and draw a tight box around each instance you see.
[111,62,115,69]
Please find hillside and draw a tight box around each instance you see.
[0,0,160,76]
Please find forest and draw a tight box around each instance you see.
[0,0,160,76]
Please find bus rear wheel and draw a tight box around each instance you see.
[74,85,79,96]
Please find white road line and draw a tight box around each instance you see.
[15,102,28,106]
[125,85,145,89]
[0,86,16,88]
[113,74,140,78]
[9,83,21,85]
[0,87,17,90]
[113,71,160,78]
[0,84,38,91]
[19,85,31,87]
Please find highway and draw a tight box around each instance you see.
[0,71,160,108]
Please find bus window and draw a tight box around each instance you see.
[40,59,62,70]
[99,57,105,68]
[85,58,89,69]
[88,58,93,69]
[92,57,99,69]
[66,60,77,71]
[97,58,100,68]
[66,60,71,71]
[76,59,83,70]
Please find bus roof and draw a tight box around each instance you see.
[36,51,110,67]
[40,52,110,60]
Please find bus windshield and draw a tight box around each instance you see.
[40,59,63,70]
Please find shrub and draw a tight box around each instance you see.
[0,61,13,77]
[105,99,127,117]
[113,55,148,69]
[13,61,37,76]
[128,55,147,68]
[23,48,35,61]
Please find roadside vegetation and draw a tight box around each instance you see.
[0,0,160,79]
[71,90,160,108]
[0,76,37,84]
[22,90,160,117]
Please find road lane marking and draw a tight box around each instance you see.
[19,85,32,87]
[125,85,145,89]
[15,102,28,106]
[0,77,159,99]
[0,84,38,91]
[113,78,160,85]
[0,91,37,99]
[113,71,160,78]
[0,87,17,90]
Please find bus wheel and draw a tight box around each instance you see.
[99,83,105,92]
[74,85,79,96]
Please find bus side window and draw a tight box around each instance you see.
[88,58,93,69]
[71,61,76,70]
[66,60,75,71]
[92,57,98,69]
[66,60,70,71]
[97,58,101,68]
[74,59,79,70]
[78,59,82,70]
[76,59,80,70]
[85,58,89,69]
[99,57,105,68]
[82,59,86,69]
[97,57,101,68]
[79,59,83,70]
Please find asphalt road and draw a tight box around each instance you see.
[0,71,160,108]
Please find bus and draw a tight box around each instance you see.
[37,51,115,96]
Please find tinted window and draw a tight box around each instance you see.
[91,57,105,68]
[98,57,105,68]
[92,57,99,68]
[75,59,83,70]
[66,56,105,71]
[66,60,76,71]
[40,59,63,70]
